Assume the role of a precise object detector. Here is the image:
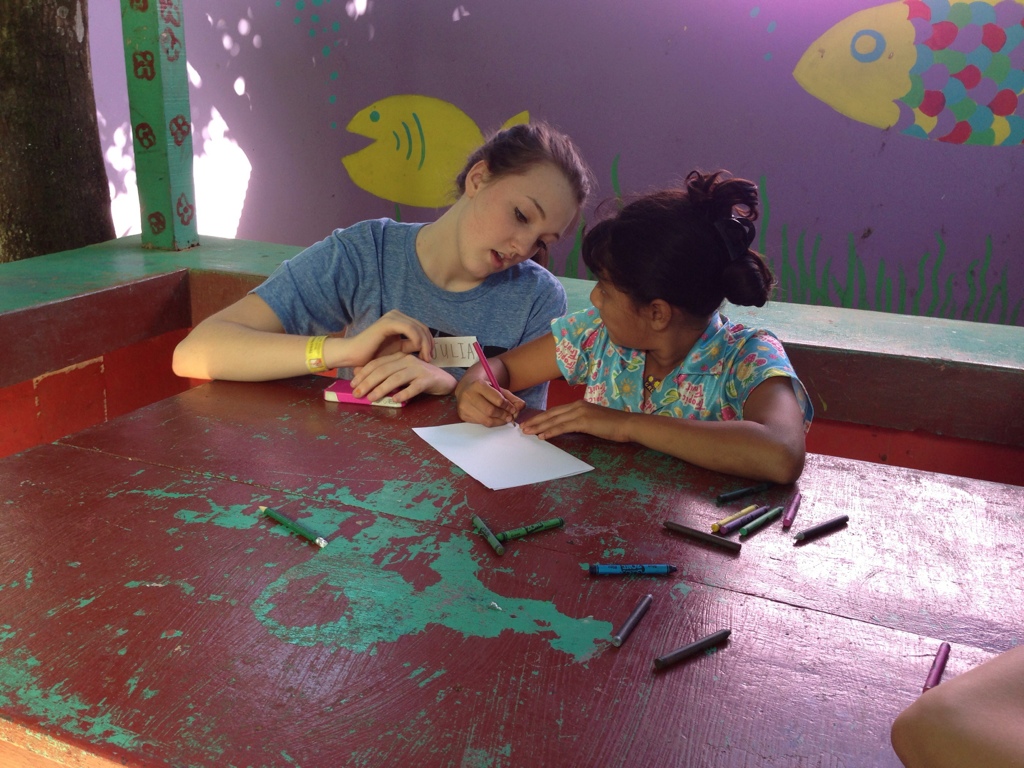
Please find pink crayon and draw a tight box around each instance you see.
[781,492,803,529]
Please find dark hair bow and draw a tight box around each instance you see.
[713,217,756,262]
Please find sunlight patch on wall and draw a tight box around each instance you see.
[347,0,368,21]
[106,123,140,238]
[187,60,202,88]
[194,107,252,238]
[208,9,261,56]
[104,108,251,240]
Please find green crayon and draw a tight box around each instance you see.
[472,515,505,556]
[260,506,328,548]
[495,517,564,542]
[739,505,784,536]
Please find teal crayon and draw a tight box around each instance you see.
[739,506,784,536]
[589,564,677,576]
[495,517,564,542]
[716,482,772,505]
[472,515,505,556]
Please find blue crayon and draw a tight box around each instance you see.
[717,505,770,536]
[589,564,677,576]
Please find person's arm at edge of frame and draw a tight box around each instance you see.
[891,646,1024,768]
[520,375,807,484]
[171,294,434,382]
[455,333,562,425]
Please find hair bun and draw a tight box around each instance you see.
[713,217,756,262]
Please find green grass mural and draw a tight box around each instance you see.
[563,165,1022,326]
[761,175,1021,326]
[561,153,623,281]
[399,156,1020,327]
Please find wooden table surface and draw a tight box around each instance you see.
[1,376,1021,767]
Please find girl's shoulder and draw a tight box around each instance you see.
[331,217,423,246]
[316,218,424,269]
[553,308,612,354]
[509,258,566,289]
[555,307,602,330]
[488,260,567,309]
[686,316,792,374]
[716,315,783,350]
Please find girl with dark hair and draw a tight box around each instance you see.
[455,170,812,482]
[173,122,593,409]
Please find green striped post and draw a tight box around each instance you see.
[120,0,199,250]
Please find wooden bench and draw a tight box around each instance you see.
[2,234,1022,484]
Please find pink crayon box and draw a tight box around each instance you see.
[323,379,404,408]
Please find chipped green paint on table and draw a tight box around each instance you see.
[1,377,1021,767]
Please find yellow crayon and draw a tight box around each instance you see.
[711,504,757,533]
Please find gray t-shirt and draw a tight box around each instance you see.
[253,218,567,409]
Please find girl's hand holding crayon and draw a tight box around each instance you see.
[455,376,524,426]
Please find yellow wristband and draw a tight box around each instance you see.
[305,335,329,373]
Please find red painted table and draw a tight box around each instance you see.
[1,377,1021,767]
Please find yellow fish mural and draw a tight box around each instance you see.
[342,96,529,208]
[794,0,1024,145]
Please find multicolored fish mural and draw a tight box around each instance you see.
[794,0,1024,145]
[342,95,529,208]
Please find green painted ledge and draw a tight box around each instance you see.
[0,235,299,312]
[562,279,1024,371]
[2,235,1022,446]
[2,235,1021,369]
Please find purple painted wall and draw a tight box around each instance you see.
[90,0,1023,325]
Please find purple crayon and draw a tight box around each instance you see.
[781,492,803,529]
[718,505,769,536]
[923,642,951,692]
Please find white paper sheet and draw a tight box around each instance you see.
[412,422,594,490]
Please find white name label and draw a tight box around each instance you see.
[431,336,482,368]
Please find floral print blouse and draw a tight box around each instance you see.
[551,308,813,429]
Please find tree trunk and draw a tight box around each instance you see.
[0,0,115,264]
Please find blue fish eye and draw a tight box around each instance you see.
[369,110,380,122]
[851,29,886,63]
